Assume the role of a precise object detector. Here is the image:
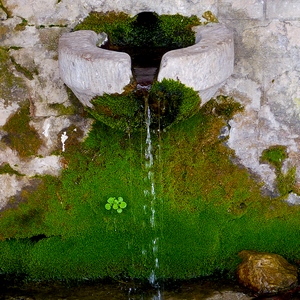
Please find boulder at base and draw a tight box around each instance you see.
[237,250,298,294]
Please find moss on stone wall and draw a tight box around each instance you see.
[0,48,26,105]
[260,145,297,197]
[2,101,42,158]
[74,11,200,49]
[0,96,299,281]
[88,79,201,132]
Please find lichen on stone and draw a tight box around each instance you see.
[2,101,43,158]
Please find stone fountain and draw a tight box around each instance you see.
[58,21,234,107]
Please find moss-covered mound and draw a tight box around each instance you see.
[87,79,201,131]
[0,96,299,282]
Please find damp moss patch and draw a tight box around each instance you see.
[2,101,42,158]
[0,97,299,281]
[74,11,201,49]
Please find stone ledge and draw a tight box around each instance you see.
[58,30,132,107]
[157,23,234,104]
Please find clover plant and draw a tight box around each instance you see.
[105,197,127,213]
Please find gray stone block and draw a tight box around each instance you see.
[157,23,234,104]
[58,30,132,107]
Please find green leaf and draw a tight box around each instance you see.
[118,197,123,203]
[105,203,112,210]
[113,203,119,210]
[114,199,119,205]
[107,197,115,204]
[117,208,123,213]
[120,201,127,209]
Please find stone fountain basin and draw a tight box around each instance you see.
[58,23,234,107]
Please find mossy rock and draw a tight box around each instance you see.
[87,79,201,132]
[148,79,201,129]
[74,11,201,49]
[2,101,42,158]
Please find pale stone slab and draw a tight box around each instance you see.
[267,0,300,20]
[157,23,234,104]
[58,30,132,107]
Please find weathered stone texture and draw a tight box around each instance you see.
[58,30,132,107]
[237,250,298,294]
[158,24,234,104]
[219,0,264,20]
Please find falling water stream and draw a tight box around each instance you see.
[143,91,162,299]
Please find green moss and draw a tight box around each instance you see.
[0,163,24,176]
[0,0,12,18]
[202,11,218,23]
[260,145,298,197]
[0,48,26,104]
[10,56,38,80]
[2,102,43,158]
[14,18,28,31]
[277,166,296,196]
[88,79,201,131]
[260,145,287,171]
[0,97,300,281]
[48,103,76,115]
[149,78,201,129]
[74,11,201,49]
[88,91,143,132]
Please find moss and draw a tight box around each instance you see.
[260,145,287,171]
[277,166,296,196]
[148,78,201,129]
[0,95,300,281]
[0,0,12,18]
[0,48,26,104]
[88,79,201,132]
[10,56,38,80]
[0,163,24,176]
[260,145,297,197]
[74,11,201,49]
[2,101,43,158]
[88,92,143,132]
[14,18,28,31]
[202,11,218,23]
[48,103,76,115]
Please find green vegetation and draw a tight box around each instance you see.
[0,95,299,282]
[202,11,218,23]
[149,79,201,129]
[0,47,26,104]
[105,197,127,213]
[260,145,287,171]
[0,163,23,176]
[74,11,201,49]
[48,103,76,115]
[2,101,42,158]
[88,90,143,132]
[10,56,38,80]
[0,0,12,18]
[260,145,297,196]
[14,18,28,31]
[89,79,201,131]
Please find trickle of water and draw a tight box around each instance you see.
[144,103,161,299]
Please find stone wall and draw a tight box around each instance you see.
[1,0,300,205]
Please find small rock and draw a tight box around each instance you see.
[237,250,298,294]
